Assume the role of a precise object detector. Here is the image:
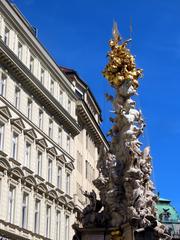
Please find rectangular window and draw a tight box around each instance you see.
[22,192,28,229]
[40,68,45,84]
[8,185,15,223]
[58,127,62,146]
[17,41,23,60]
[57,166,62,189]
[50,78,54,95]
[14,86,20,109]
[48,119,53,138]
[67,99,71,113]
[46,205,51,238]
[34,199,40,234]
[0,72,6,96]
[59,88,63,105]
[24,141,31,168]
[48,158,52,183]
[11,131,18,159]
[38,109,43,129]
[37,150,42,176]
[66,173,70,195]
[66,135,70,154]
[56,211,61,240]
[29,55,34,73]
[0,122,4,151]
[4,26,10,46]
[65,215,69,240]
[27,98,32,120]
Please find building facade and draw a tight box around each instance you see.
[0,0,108,239]
[60,67,108,214]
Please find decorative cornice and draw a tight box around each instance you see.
[0,0,78,102]
[47,146,57,157]
[65,161,75,171]
[23,175,37,187]
[0,150,8,158]
[22,166,33,175]
[9,166,24,179]
[36,182,48,194]
[10,117,25,131]
[0,156,11,171]
[9,157,21,167]
[0,39,80,137]
[48,189,58,200]
[0,105,12,121]
[56,154,67,164]
[35,138,48,149]
[24,128,37,140]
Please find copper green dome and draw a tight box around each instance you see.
[156,198,180,223]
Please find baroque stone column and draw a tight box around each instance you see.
[73,23,170,240]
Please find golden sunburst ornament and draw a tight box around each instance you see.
[103,22,143,89]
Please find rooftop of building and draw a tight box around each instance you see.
[60,66,102,116]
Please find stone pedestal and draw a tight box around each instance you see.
[74,225,159,240]
[122,223,135,240]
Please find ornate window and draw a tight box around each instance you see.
[8,185,15,223]
[59,87,63,105]
[40,68,45,84]
[50,78,54,95]
[27,98,32,120]
[48,158,52,183]
[65,215,70,240]
[0,72,6,96]
[29,54,34,73]
[67,98,71,113]
[56,210,61,240]
[4,26,10,46]
[58,127,62,146]
[48,119,53,138]
[37,150,42,176]
[34,199,40,234]
[17,41,23,60]
[11,131,18,159]
[24,141,31,168]
[14,86,20,109]
[66,172,70,195]
[22,192,29,228]
[57,166,62,189]
[38,109,43,129]
[46,205,51,238]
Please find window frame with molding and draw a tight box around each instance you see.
[14,84,21,109]
[34,197,41,234]
[21,190,29,229]
[7,183,16,224]
[24,137,32,169]
[0,69,7,97]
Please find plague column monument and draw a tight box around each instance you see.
[73,24,170,240]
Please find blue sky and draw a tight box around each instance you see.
[13,0,180,213]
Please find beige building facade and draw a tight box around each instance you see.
[0,0,108,239]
